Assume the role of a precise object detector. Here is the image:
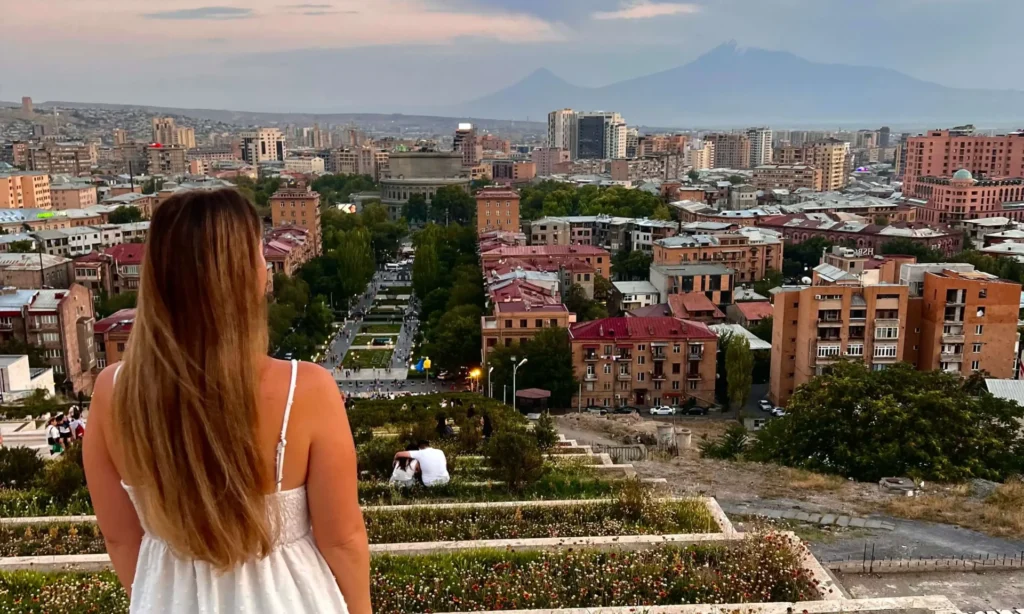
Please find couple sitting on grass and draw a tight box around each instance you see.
[389,440,449,487]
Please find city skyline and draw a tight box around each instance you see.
[4,0,1024,117]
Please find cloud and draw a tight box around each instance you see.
[142,6,254,20]
[593,1,700,20]
[286,3,333,6]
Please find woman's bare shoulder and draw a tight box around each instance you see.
[291,361,343,405]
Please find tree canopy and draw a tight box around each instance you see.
[484,329,577,408]
[880,238,943,263]
[311,173,376,206]
[108,206,143,224]
[725,335,753,410]
[611,249,653,281]
[518,182,664,221]
[749,362,1024,482]
[564,284,607,322]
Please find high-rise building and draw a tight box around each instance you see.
[270,183,321,256]
[531,147,571,177]
[752,164,823,191]
[27,143,93,176]
[706,133,751,169]
[774,139,849,191]
[746,127,773,167]
[547,109,577,160]
[902,128,1024,191]
[453,123,481,167]
[879,126,891,148]
[0,172,51,209]
[113,129,129,146]
[146,145,188,176]
[151,117,177,145]
[21,97,33,114]
[576,111,627,160]
[241,128,286,164]
[687,141,715,171]
[174,127,196,149]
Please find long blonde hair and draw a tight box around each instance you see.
[113,188,273,568]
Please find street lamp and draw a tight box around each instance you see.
[512,357,527,412]
[487,366,494,398]
[469,368,482,393]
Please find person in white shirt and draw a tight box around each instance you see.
[388,445,420,488]
[394,440,449,486]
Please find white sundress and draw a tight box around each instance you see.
[118,360,350,613]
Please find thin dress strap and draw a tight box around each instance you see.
[113,363,123,383]
[275,360,298,492]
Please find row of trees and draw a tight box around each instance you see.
[310,174,377,206]
[518,181,671,221]
[483,329,577,407]
[412,223,486,373]
[402,186,476,226]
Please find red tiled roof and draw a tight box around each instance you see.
[570,317,717,341]
[475,187,520,199]
[668,293,725,319]
[94,308,136,334]
[105,243,145,265]
[74,252,108,264]
[735,301,773,322]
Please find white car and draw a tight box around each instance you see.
[759,399,773,412]
[649,406,676,416]
[770,407,786,417]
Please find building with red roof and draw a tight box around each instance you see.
[104,243,145,295]
[264,226,315,277]
[569,316,717,408]
[668,293,726,323]
[93,308,135,369]
[727,301,773,327]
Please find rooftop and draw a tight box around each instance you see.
[734,301,774,322]
[668,293,725,319]
[482,245,609,258]
[0,253,71,270]
[570,316,717,341]
[105,243,145,265]
[651,263,735,276]
[708,324,773,351]
[94,308,136,335]
[612,281,659,295]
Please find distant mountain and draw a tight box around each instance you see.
[454,42,1024,127]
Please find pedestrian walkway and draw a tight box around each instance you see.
[720,502,897,531]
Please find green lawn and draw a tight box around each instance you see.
[342,349,394,369]
[361,324,402,334]
[353,334,395,346]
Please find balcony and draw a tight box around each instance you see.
[687,372,701,380]
[616,353,632,361]
[816,319,843,327]
[652,373,667,381]
[940,352,964,362]
[651,353,667,361]
[942,334,965,344]
[584,373,598,382]
[617,372,631,381]
[482,317,498,330]
[583,353,599,362]
[0,322,11,331]
[874,318,900,327]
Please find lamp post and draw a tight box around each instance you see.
[512,357,528,412]
[469,368,482,393]
[487,366,494,398]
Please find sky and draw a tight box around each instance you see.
[2,0,1023,114]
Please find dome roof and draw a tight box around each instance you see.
[952,169,974,181]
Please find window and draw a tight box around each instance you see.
[604,345,612,355]
[586,365,595,376]
[874,344,898,358]
[973,343,982,353]
[672,380,680,390]
[672,343,681,354]
[535,319,543,328]
[846,344,864,357]
[976,325,984,335]
[875,327,898,339]
[979,288,987,299]
[637,373,645,382]
[688,380,698,390]
[637,344,646,351]
[603,364,611,374]
[672,363,681,374]
[977,306,986,317]
[871,363,888,372]
[817,345,840,358]
[637,355,645,365]
[40,332,59,343]
[504,319,512,328]
[519,319,527,328]
[971,360,980,371]
[550,319,558,328]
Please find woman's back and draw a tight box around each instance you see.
[82,188,371,614]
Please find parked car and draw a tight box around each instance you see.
[613,406,638,415]
[685,406,709,416]
[585,406,608,416]
[649,406,676,416]
[758,399,773,412]
[770,407,786,417]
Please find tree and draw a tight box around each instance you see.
[687,170,701,183]
[109,206,143,224]
[141,178,164,194]
[748,361,1024,482]
[726,174,747,185]
[5,240,35,253]
[402,193,428,224]
[611,249,653,281]
[412,240,440,300]
[430,186,474,225]
[725,335,753,411]
[652,204,672,221]
[752,268,783,297]
[880,238,944,263]
[96,291,137,319]
[521,328,577,408]
[425,304,482,372]
[564,284,606,322]
[593,274,614,302]
[874,215,889,226]
[747,316,772,343]
[782,236,833,278]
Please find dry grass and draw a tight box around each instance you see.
[885,478,1024,539]
[780,468,846,492]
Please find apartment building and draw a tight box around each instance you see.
[479,134,510,154]
[576,112,627,160]
[548,109,578,159]
[72,252,112,299]
[648,263,735,306]
[746,127,773,167]
[50,184,96,210]
[264,226,316,277]
[687,141,715,171]
[270,183,322,256]
[490,161,536,185]
[147,145,188,176]
[902,128,1024,186]
[532,147,571,177]
[569,317,718,408]
[752,165,823,191]
[769,283,909,406]
[104,243,144,295]
[481,302,574,359]
[774,139,849,191]
[0,285,95,393]
[476,187,521,235]
[480,245,611,279]
[905,170,1024,226]
[241,128,286,164]
[0,172,51,209]
[609,281,661,314]
[529,216,676,253]
[453,124,482,167]
[758,213,962,256]
[27,142,93,176]
[151,117,176,145]
[283,156,325,175]
[93,308,134,369]
[901,264,1020,378]
[0,253,73,289]
[706,134,751,169]
[652,229,783,283]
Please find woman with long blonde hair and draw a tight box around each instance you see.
[84,189,371,613]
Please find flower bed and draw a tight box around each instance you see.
[342,349,393,370]
[0,535,817,613]
[0,499,718,556]
[0,489,93,519]
[347,393,523,432]
[360,324,402,334]
[357,474,617,506]
[351,335,395,347]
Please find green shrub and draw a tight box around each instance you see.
[456,418,482,454]
[41,459,86,502]
[0,446,45,488]
[534,412,558,450]
[358,438,401,480]
[698,424,749,460]
[484,430,546,490]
